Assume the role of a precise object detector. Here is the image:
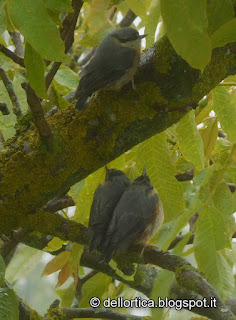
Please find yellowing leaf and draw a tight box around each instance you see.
[200,118,218,161]
[176,110,205,170]
[136,132,185,221]
[194,206,233,299]
[56,262,71,288]
[42,251,71,276]
[161,0,211,71]
[212,87,236,143]
[43,237,65,252]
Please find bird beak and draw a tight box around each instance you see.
[139,34,148,39]
[142,166,147,176]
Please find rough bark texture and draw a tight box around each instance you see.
[0,37,236,234]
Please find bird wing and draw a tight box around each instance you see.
[78,38,136,96]
[105,186,158,251]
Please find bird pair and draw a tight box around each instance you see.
[88,166,164,263]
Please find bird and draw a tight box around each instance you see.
[74,27,147,110]
[100,167,164,263]
[88,166,130,253]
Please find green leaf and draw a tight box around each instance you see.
[5,245,42,283]
[151,269,175,319]
[194,206,233,299]
[156,209,194,250]
[160,0,211,71]
[54,66,79,93]
[136,132,185,221]
[0,6,7,34]
[0,255,5,286]
[7,0,66,61]
[24,42,47,98]
[212,182,232,216]
[185,165,216,209]
[145,0,161,48]
[212,18,236,49]
[212,87,236,143]
[200,118,218,161]
[176,110,205,170]
[55,282,74,308]
[79,273,111,307]
[206,0,234,35]
[0,288,19,320]
[126,0,151,20]
[43,0,73,12]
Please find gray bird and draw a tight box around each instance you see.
[75,27,147,110]
[100,167,164,263]
[88,166,130,252]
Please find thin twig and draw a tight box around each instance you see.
[9,31,24,57]
[119,9,137,28]
[0,44,25,67]
[22,83,53,145]
[45,0,83,89]
[0,63,22,116]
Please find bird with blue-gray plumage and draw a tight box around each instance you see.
[75,27,147,110]
[88,166,130,253]
[100,167,164,263]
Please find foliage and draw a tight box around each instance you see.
[0,0,236,320]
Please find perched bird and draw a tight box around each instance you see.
[75,27,147,110]
[88,166,130,252]
[100,167,164,263]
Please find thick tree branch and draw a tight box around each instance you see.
[1,38,236,237]
[9,31,24,58]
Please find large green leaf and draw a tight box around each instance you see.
[212,182,232,217]
[200,118,218,161]
[176,110,205,170]
[7,0,66,61]
[136,132,185,221]
[212,87,236,143]
[24,42,47,98]
[206,0,234,35]
[161,0,211,71]
[212,18,236,49]
[43,0,73,12]
[0,288,19,320]
[194,206,233,299]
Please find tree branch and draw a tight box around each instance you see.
[0,63,22,116]
[45,0,83,89]
[1,38,236,243]
[60,307,146,320]
[0,44,25,67]
[9,31,24,58]
[22,83,53,145]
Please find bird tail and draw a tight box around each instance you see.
[75,94,89,110]
[99,237,116,263]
